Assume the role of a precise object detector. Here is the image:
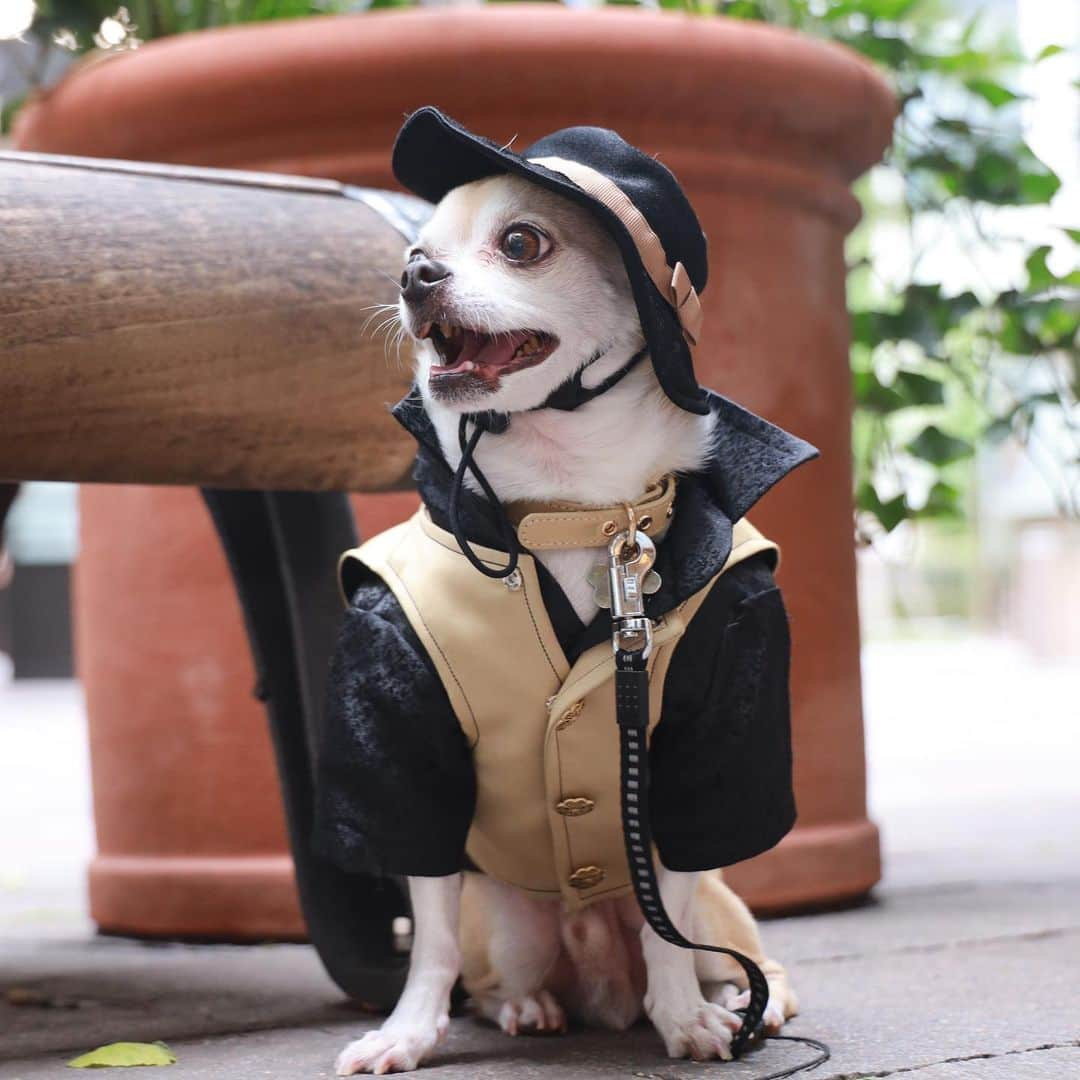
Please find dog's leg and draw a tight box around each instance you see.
[462,874,567,1036]
[641,868,743,1061]
[694,871,798,1035]
[336,874,462,1076]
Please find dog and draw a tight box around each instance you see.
[332,170,798,1076]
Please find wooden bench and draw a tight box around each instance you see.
[0,150,427,1005]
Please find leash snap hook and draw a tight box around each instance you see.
[608,529,656,661]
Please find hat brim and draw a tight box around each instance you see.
[392,107,708,416]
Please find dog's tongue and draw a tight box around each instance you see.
[459,329,529,370]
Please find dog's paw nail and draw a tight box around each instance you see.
[498,1002,520,1036]
[335,1024,441,1075]
[763,1001,787,1034]
[497,993,567,1037]
[653,1001,739,1061]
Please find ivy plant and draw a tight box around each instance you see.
[688,0,1078,539]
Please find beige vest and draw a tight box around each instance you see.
[340,510,777,910]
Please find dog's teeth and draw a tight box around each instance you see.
[419,322,433,339]
[462,360,475,372]
[440,322,452,339]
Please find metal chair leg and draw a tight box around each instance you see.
[201,488,407,1008]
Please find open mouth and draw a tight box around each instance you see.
[418,321,558,388]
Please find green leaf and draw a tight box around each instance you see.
[916,482,963,518]
[934,117,973,136]
[857,483,908,532]
[969,81,1015,107]
[853,370,906,412]
[1036,44,1066,62]
[907,426,974,465]
[1025,246,1056,291]
[841,29,918,69]
[68,1042,176,1068]
[1020,165,1063,204]
[1065,228,1080,246]
[966,79,1027,108]
[822,0,921,20]
[950,144,1062,206]
[894,370,946,406]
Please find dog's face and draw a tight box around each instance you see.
[399,174,644,415]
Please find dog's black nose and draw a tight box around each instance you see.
[400,258,452,303]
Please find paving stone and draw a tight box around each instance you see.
[0,937,344,1062]
[2,1022,832,1080]
[4,920,1079,1080]
[758,879,1080,965]
[867,1044,1080,1079]
[781,931,1080,1079]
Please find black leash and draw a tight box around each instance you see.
[614,646,768,1058]
[611,541,829,1076]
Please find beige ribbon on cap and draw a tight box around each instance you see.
[528,155,704,347]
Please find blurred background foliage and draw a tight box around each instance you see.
[3,0,1077,543]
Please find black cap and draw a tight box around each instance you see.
[392,106,710,416]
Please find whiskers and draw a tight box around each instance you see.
[359,301,412,372]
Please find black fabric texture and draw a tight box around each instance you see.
[314,385,814,877]
[649,559,797,871]
[313,576,476,878]
[391,107,710,414]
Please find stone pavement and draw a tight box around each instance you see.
[2,637,1078,1078]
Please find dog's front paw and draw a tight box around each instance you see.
[335,1018,447,1075]
[497,990,567,1036]
[648,1000,742,1061]
[723,987,788,1035]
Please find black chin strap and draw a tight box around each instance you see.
[448,412,520,579]
[540,345,648,412]
[445,348,649,579]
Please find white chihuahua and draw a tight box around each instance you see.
[333,173,798,1076]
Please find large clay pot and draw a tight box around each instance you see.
[16,7,894,935]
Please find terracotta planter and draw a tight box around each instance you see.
[17,7,894,936]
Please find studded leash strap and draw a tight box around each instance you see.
[614,647,768,1058]
[609,532,830,1077]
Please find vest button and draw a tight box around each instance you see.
[555,796,595,817]
[556,700,584,730]
[568,866,606,889]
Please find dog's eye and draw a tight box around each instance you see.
[500,225,550,263]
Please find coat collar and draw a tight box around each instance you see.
[390,386,817,646]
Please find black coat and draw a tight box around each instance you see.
[314,388,817,878]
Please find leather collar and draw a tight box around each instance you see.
[505,474,677,551]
